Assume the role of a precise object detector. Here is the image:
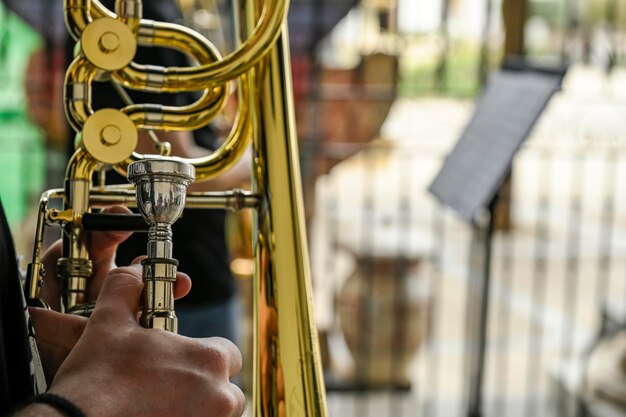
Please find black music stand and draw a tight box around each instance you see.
[429,58,566,417]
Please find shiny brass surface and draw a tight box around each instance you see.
[47,209,78,224]
[140,258,178,332]
[26,189,64,304]
[246,14,328,417]
[81,109,138,164]
[80,17,136,71]
[64,56,97,132]
[89,188,261,210]
[28,0,329,415]
[57,149,98,312]
[91,0,287,90]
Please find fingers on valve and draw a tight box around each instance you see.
[93,205,134,247]
[173,272,192,299]
[130,255,146,265]
[129,256,191,299]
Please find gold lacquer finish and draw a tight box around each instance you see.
[59,148,98,312]
[27,0,328,415]
[244,9,328,417]
[81,109,138,164]
[80,17,136,71]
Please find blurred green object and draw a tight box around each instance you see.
[399,39,487,98]
[0,3,45,227]
[0,119,45,227]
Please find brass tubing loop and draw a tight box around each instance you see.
[118,73,254,182]
[27,0,329,415]
[69,0,286,90]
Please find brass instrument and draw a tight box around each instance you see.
[24,0,328,415]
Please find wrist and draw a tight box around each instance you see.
[16,393,87,417]
[15,403,65,417]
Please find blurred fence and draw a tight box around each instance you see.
[303,117,626,416]
[289,1,626,415]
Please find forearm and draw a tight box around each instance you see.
[136,130,251,192]
[187,150,251,192]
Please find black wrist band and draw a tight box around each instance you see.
[27,393,86,417]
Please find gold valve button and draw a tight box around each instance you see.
[81,18,136,71]
[82,109,138,164]
[99,32,121,53]
[101,125,122,146]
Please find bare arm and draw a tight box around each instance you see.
[137,130,251,192]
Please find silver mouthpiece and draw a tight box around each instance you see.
[128,159,195,230]
[128,158,195,332]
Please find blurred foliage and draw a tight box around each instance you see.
[528,0,626,27]
[0,3,45,227]
[528,0,564,26]
[584,0,625,26]
[398,39,499,98]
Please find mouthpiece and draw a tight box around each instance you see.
[128,158,195,332]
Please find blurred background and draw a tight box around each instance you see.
[2,0,626,416]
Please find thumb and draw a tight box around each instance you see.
[90,264,144,326]
[86,206,134,300]
[88,205,134,264]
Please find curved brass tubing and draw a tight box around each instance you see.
[64,56,97,132]
[114,19,232,136]
[166,0,286,87]
[114,21,226,92]
[115,21,230,133]
[66,2,230,139]
[91,0,113,19]
[136,20,222,66]
[122,85,226,131]
[64,0,92,40]
[67,147,99,183]
[67,0,261,182]
[113,0,142,32]
[116,71,254,182]
[92,0,286,91]
[189,72,254,181]
[92,0,222,65]
[75,0,285,90]
[66,0,141,40]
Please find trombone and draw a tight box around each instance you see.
[24,0,328,415]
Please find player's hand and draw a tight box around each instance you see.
[28,265,243,417]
